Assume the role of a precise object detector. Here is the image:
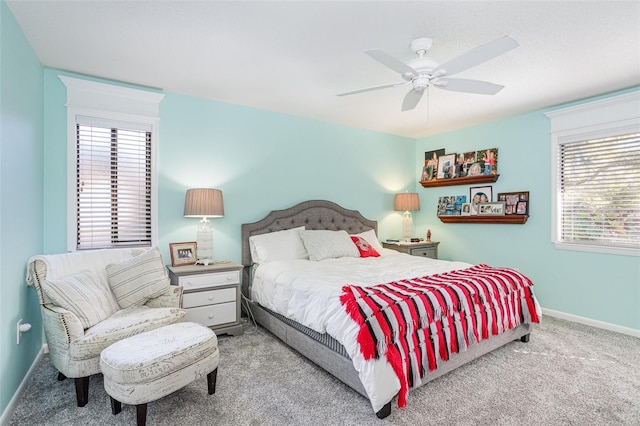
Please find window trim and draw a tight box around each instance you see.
[546,91,640,257]
[60,76,164,251]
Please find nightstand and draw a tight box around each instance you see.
[167,263,243,336]
[382,241,440,259]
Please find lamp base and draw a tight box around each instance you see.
[401,212,413,240]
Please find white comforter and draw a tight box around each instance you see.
[251,249,473,412]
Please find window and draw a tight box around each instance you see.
[547,91,640,256]
[76,117,152,249]
[60,76,164,251]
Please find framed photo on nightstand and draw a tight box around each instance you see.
[169,242,197,267]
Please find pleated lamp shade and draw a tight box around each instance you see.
[394,193,420,212]
[184,188,224,218]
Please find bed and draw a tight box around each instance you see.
[241,200,540,418]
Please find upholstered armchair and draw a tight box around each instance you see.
[26,248,186,407]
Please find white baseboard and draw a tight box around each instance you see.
[542,308,640,338]
[0,345,46,426]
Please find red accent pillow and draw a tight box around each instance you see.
[350,236,381,258]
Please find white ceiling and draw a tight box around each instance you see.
[7,1,640,138]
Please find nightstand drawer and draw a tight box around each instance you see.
[178,270,240,291]
[409,247,437,258]
[183,287,236,309]
[186,302,236,327]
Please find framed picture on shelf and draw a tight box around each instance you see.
[421,165,434,181]
[461,202,472,216]
[469,185,493,215]
[476,147,499,175]
[467,162,483,176]
[169,241,197,267]
[458,151,476,178]
[478,202,506,216]
[437,153,456,179]
[437,195,467,216]
[497,191,529,215]
[423,148,445,181]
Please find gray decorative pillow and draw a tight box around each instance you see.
[299,230,360,261]
[42,270,117,329]
[106,248,170,309]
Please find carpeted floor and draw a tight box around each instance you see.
[9,315,640,425]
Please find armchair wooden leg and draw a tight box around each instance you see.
[207,368,218,395]
[74,377,89,407]
[136,404,148,426]
[110,397,122,415]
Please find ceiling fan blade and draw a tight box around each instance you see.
[337,82,406,97]
[401,89,424,111]
[434,78,504,95]
[364,49,417,77]
[433,35,519,77]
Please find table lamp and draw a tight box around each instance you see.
[394,193,420,240]
[184,188,224,265]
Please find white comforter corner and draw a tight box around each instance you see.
[251,250,473,412]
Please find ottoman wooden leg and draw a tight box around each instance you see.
[57,372,66,381]
[74,377,89,407]
[136,403,148,426]
[207,368,218,395]
[110,397,122,415]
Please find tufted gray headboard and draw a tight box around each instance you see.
[240,200,377,295]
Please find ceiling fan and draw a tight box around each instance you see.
[337,35,519,112]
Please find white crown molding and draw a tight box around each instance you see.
[59,75,164,117]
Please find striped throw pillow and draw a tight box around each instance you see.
[106,248,170,309]
[42,270,117,329]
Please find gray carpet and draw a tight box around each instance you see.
[9,316,640,425]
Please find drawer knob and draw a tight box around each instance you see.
[226,276,232,281]
[208,296,214,301]
[208,314,214,319]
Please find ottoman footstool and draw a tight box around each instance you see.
[100,322,219,426]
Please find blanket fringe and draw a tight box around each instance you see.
[341,265,539,410]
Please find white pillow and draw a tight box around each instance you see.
[299,230,359,261]
[106,248,170,309]
[249,226,307,264]
[353,229,384,253]
[42,270,118,329]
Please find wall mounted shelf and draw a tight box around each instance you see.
[420,174,499,188]
[438,215,528,224]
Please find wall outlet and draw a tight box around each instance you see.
[16,319,31,344]
[17,319,23,345]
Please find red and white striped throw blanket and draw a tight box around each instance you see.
[340,264,540,408]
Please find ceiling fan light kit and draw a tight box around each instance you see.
[338,35,520,118]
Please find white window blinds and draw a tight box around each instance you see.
[75,116,152,250]
[558,132,640,249]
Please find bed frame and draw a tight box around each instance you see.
[241,200,531,418]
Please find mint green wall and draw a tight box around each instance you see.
[0,0,44,415]
[414,90,640,330]
[157,93,414,263]
[43,69,415,263]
